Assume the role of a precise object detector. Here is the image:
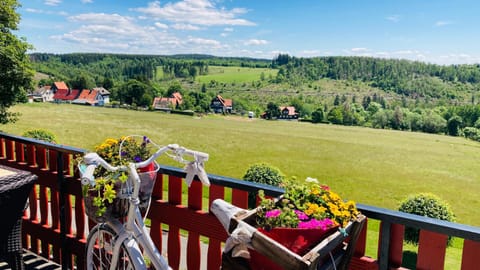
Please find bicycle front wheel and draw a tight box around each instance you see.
[86,223,134,270]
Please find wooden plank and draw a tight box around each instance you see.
[389,224,405,268]
[168,175,182,205]
[416,230,447,270]
[461,239,480,270]
[232,189,248,209]
[167,226,181,270]
[207,238,222,270]
[187,180,202,270]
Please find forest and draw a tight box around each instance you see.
[29,53,480,142]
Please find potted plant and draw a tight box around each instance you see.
[81,135,158,223]
[230,177,362,270]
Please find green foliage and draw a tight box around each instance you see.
[311,107,324,123]
[243,163,285,208]
[265,102,280,120]
[447,116,463,136]
[0,0,34,124]
[399,193,455,246]
[22,129,57,143]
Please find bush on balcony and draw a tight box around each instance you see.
[22,129,57,143]
[398,193,455,246]
[243,163,284,208]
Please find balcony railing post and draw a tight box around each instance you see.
[57,151,70,269]
[378,221,392,269]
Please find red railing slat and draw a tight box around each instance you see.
[416,230,448,270]
[461,239,480,270]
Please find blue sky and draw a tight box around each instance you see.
[16,0,480,65]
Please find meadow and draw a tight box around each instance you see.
[3,102,478,267]
[195,66,278,84]
[3,103,480,227]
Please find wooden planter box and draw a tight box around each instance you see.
[222,207,366,270]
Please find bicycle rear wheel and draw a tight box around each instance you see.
[86,223,134,270]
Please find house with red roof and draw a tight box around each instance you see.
[51,81,68,93]
[72,89,103,106]
[210,95,233,113]
[152,92,183,110]
[279,106,299,119]
[53,89,81,103]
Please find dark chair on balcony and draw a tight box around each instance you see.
[0,165,37,270]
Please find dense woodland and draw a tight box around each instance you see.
[29,53,480,141]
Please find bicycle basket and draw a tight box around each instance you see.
[84,162,160,223]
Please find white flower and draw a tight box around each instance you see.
[305,177,318,183]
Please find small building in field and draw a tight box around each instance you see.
[210,95,233,114]
[152,92,183,110]
[93,87,110,104]
[29,85,54,102]
[53,89,81,103]
[72,89,104,106]
[51,81,68,93]
[279,106,299,119]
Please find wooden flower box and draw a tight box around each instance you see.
[222,206,366,270]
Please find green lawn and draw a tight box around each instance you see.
[3,103,477,268]
[195,66,278,84]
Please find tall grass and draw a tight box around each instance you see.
[3,103,480,227]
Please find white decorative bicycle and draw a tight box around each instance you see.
[79,137,210,270]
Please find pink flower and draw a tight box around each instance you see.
[265,209,282,218]
[294,210,308,220]
[298,218,334,229]
[320,185,330,191]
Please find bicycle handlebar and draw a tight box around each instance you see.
[79,143,210,187]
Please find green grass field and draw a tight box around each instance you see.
[3,103,479,226]
[3,103,477,268]
[195,66,278,84]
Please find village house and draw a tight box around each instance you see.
[93,87,110,104]
[53,89,81,103]
[210,95,233,114]
[279,106,299,119]
[50,81,68,93]
[28,85,54,102]
[72,89,104,106]
[152,92,183,111]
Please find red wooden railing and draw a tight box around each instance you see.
[1,132,480,270]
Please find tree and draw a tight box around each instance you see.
[0,0,34,124]
[265,102,280,120]
[311,107,324,123]
[447,115,462,136]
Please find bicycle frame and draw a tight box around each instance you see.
[105,162,170,270]
[81,140,209,270]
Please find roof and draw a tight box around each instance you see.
[73,89,99,104]
[152,92,183,108]
[280,106,297,116]
[214,95,233,107]
[53,81,68,91]
[31,85,51,96]
[93,87,110,96]
[53,89,80,101]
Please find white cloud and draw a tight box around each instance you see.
[154,22,168,29]
[435,21,453,27]
[350,47,369,52]
[171,23,201,30]
[244,39,268,46]
[386,15,400,23]
[224,27,234,32]
[81,0,93,3]
[134,0,255,26]
[44,0,62,6]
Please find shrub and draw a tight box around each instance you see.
[22,129,57,143]
[398,193,455,246]
[243,163,285,208]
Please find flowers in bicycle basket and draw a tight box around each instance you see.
[256,177,359,231]
[81,136,154,218]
